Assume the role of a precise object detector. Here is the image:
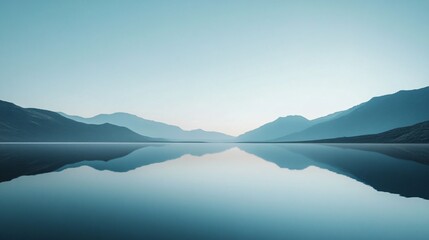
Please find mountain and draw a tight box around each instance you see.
[237,108,357,142]
[60,112,233,141]
[237,116,312,141]
[310,105,360,125]
[0,100,155,142]
[308,120,429,143]
[277,86,429,141]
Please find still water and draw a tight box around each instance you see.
[0,143,429,239]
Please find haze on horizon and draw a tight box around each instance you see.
[1,0,429,136]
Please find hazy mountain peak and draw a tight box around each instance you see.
[61,111,233,141]
[277,115,309,121]
[97,112,140,118]
[237,115,312,141]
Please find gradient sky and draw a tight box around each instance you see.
[1,0,429,136]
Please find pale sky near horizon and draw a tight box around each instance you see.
[1,0,429,136]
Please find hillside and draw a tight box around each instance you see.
[0,100,155,142]
[237,116,312,141]
[308,120,429,143]
[277,86,429,141]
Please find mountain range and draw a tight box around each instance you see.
[0,100,155,142]
[237,107,357,141]
[60,112,233,142]
[1,86,429,143]
[237,86,429,142]
[277,86,429,141]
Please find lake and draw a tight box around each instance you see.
[1,143,429,239]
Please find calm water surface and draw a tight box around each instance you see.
[0,143,429,239]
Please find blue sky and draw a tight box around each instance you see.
[1,0,429,136]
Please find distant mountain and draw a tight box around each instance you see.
[308,120,429,143]
[60,112,233,142]
[0,100,155,142]
[237,108,356,142]
[237,116,312,141]
[277,86,429,141]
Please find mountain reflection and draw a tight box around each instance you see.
[0,143,144,182]
[0,143,233,182]
[2,143,429,200]
[239,143,429,200]
[59,143,233,172]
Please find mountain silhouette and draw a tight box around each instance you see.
[60,112,233,142]
[237,108,357,142]
[308,120,429,143]
[0,100,155,142]
[276,86,429,141]
[237,116,312,141]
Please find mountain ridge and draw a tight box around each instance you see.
[237,115,312,141]
[60,112,233,141]
[304,120,429,143]
[276,86,429,141]
[0,100,156,142]
[236,107,359,142]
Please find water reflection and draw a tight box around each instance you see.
[333,144,429,166]
[59,143,233,172]
[0,144,143,182]
[0,143,233,182]
[239,144,429,199]
[1,143,429,200]
[0,146,428,240]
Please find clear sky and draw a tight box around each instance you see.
[1,0,429,136]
